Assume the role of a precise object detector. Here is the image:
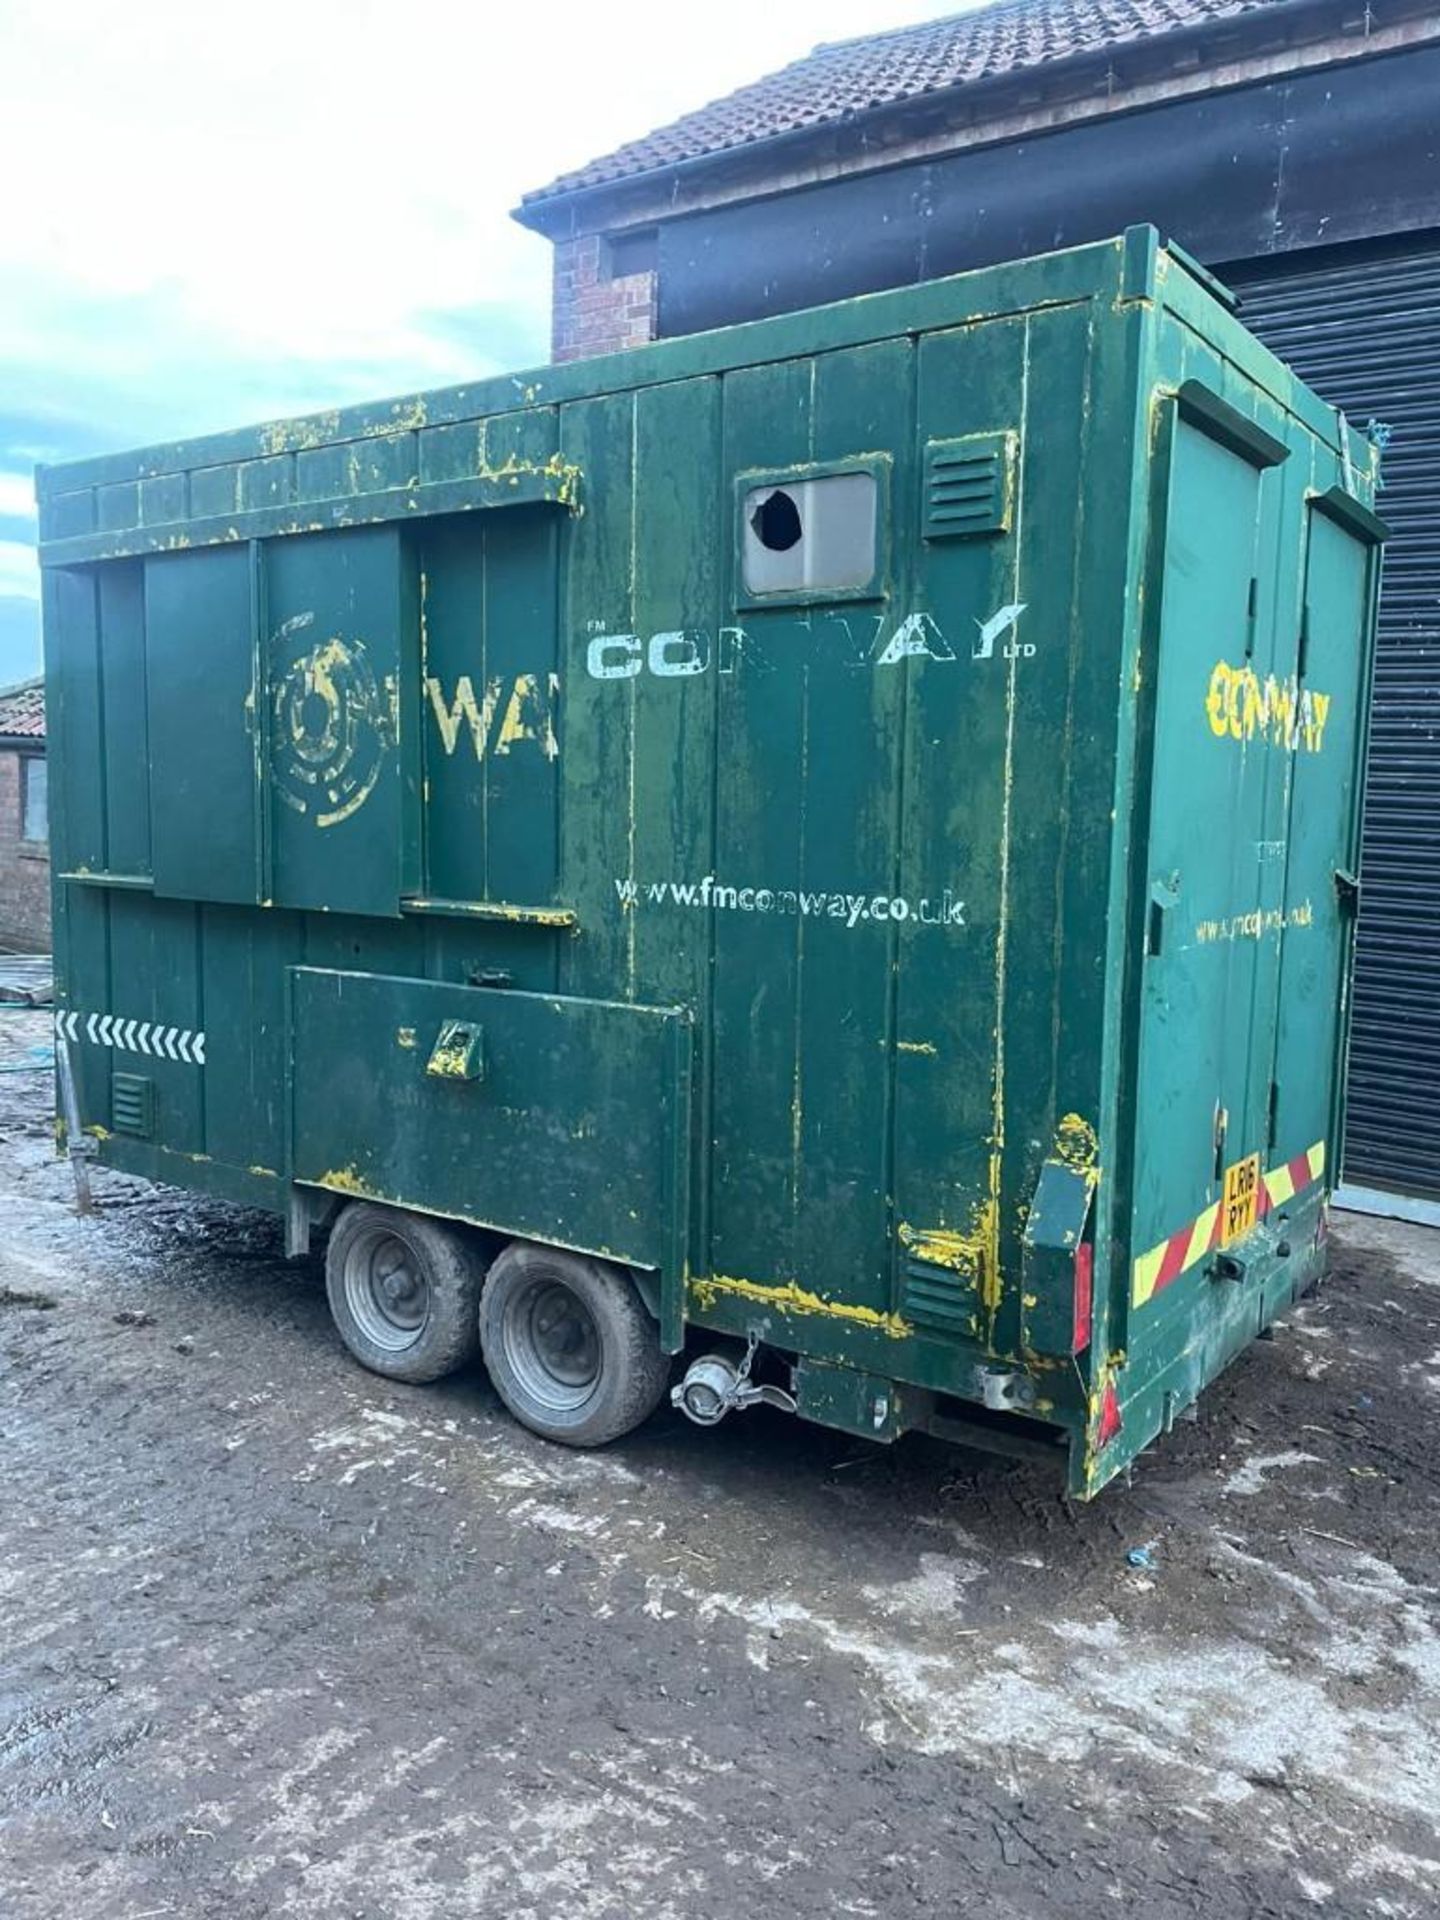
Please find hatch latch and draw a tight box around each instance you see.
[425,1019,485,1082]
[1334,867,1361,913]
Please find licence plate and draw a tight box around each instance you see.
[1220,1152,1261,1246]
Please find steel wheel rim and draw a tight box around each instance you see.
[501,1277,600,1412]
[342,1226,430,1352]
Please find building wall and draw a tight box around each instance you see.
[551,232,657,364]
[531,18,1439,363]
[655,46,1440,338]
[0,747,51,951]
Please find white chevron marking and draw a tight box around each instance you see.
[62,1008,207,1068]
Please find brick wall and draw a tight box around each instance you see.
[551,232,657,363]
[0,749,51,951]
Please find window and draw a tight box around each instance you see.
[741,469,880,599]
[603,227,659,281]
[21,754,47,846]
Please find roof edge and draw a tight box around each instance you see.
[511,0,1384,234]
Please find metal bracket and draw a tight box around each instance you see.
[425,1019,485,1081]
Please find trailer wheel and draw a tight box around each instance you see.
[325,1202,485,1384]
[479,1242,671,1446]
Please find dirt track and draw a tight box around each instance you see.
[3,1006,1439,1918]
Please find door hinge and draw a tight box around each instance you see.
[1245,576,1259,657]
[1267,1078,1280,1151]
[1334,868,1361,913]
[1297,603,1311,681]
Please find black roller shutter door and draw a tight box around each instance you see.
[1228,239,1440,1203]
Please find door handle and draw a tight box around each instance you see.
[1147,875,1181,956]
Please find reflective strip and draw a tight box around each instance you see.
[1264,1161,1297,1208]
[1132,1241,1168,1309]
[1184,1202,1221,1271]
[55,1006,206,1066]
[1132,1140,1326,1309]
[1260,1139,1326,1214]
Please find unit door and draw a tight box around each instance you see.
[1232,240,1440,1203]
[1270,502,1381,1199]
[1129,409,1292,1314]
[266,527,416,917]
[417,508,561,909]
[144,526,418,915]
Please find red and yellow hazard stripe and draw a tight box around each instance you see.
[1260,1138,1327,1211]
[1132,1139,1326,1309]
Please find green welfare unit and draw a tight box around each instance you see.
[38,228,1383,1497]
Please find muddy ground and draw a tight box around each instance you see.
[2,1005,1439,1919]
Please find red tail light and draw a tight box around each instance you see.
[1097,1378,1123,1449]
[1072,1241,1094,1353]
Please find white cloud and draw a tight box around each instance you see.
[0,539,39,601]
[0,473,35,519]
[0,0,961,455]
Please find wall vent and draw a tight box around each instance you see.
[900,1252,981,1338]
[111,1072,155,1139]
[923,432,1014,539]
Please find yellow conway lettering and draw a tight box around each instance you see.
[1282,675,1305,748]
[493,673,560,760]
[1207,658,1335,754]
[1241,669,1270,741]
[426,674,503,758]
[1206,662,1232,738]
[1226,665,1245,740]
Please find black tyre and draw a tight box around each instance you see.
[325,1202,486,1385]
[479,1241,672,1446]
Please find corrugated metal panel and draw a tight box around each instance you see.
[1230,239,1440,1201]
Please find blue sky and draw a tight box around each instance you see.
[0,0,959,687]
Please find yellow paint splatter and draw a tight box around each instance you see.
[690,1273,912,1339]
[898,1218,987,1277]
[426,1031,474,1078]
[1053,1113,1100,1182]
[259,410,343,456]
[317,1166,369,1195]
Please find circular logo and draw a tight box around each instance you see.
[270,618,391,829]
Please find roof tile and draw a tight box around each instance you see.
[0,677,45,741]
[524,0,1279,203]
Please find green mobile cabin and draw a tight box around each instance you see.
[37,227,1383,1496]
